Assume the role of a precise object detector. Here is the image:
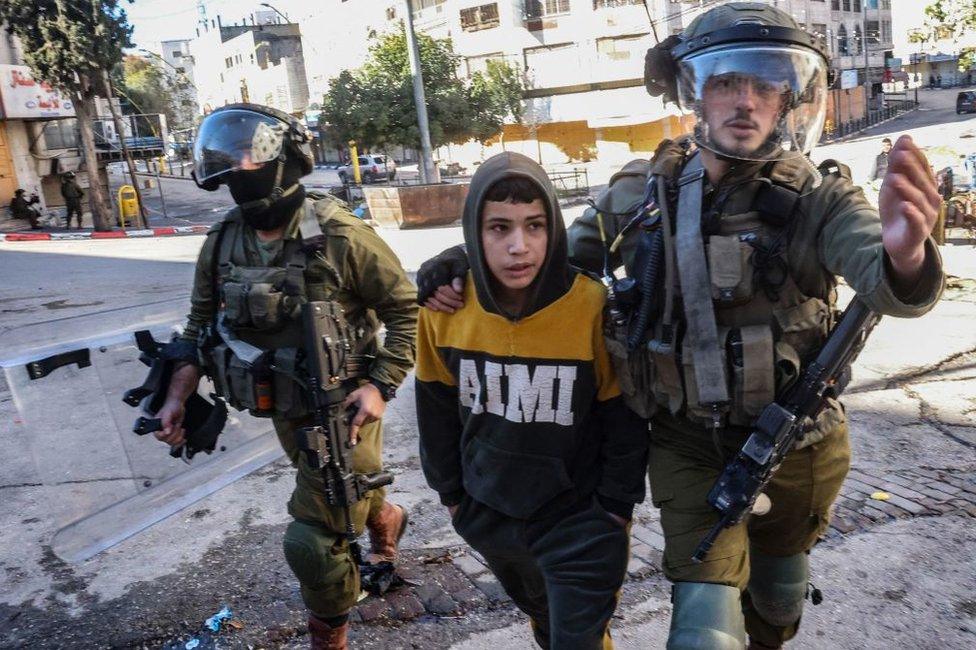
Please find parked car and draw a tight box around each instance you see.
[956,91,976,114]
[337,155,396,184]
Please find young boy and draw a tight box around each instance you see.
[415,152,648,649]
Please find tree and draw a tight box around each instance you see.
[321,28,523,153]
[118,55,196,132]
[912,0,976,70]
[0,1,134,230]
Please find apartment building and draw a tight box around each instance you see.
[0,29,84,216]
[158,39,199,129]
[191,13,310,116]
[304,0,893,164]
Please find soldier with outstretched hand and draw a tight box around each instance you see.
[416,4,944,648]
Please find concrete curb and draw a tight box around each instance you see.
[819,106,920,146]
[0,225,210,243]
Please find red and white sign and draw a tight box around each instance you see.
[0,64,75,119]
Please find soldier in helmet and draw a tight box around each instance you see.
[415,3,944,648]
[153,104,418,649]
[60,171,84,229]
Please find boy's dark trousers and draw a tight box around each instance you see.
[452,494,629,649]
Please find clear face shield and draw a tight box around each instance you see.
[676,44,828,161]
[192,109,288,183]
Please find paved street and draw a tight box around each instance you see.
[1,88,975,649]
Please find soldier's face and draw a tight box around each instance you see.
[481,199,549,294]
[701,73,784,157]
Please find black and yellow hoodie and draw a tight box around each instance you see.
[415,152,648,521]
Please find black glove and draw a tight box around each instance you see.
[416,245,470,306]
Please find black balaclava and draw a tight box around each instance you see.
[226,153,306,231]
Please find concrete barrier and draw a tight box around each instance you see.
[364,183,469,229]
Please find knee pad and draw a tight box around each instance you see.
[747,550,809,628]
[283,520,358,618]
[668,582,746,650]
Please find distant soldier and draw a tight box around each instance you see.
[10,188,41,229]
[60,172,84,229]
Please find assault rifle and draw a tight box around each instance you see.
[692,298,881,563]
[293,301,394,563]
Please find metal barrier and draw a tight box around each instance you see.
[821,99,918,143]
[546,167,590,198]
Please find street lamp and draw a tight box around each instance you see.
[259,2,290,23]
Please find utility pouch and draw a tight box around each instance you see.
[227,353,259,413]
[605,335,656,419]
[248,282,283,330]
[728,325,776,426]
[209,342,233,401]
[221,282,251,327]
[648,335,683,415]
[271,347,309,419]
[708,234,754,304]
[773,297,831,362]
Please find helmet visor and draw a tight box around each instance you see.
[676,45,828,161]
[192,109,286,182]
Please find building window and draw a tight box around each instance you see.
[596,33,649,61]
[460,3,500,32]
[410,0,445,11]
[837,24,848,55]
[881,19,891,44]
[853,24,862,54]
[43,119,79,150]
[831,0,839,10]
[525,0,571,20]
[172,51,182,59]
[866,19,879,46]
[853,0,861,12]
[593,0,644,8]
[175,67,185,74]
[842,0,850,11]
[225,57,233,68]
[811,23,828,50]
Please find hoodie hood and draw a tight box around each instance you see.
[463,152,572,320]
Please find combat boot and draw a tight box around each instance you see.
[307,615,348,650]
[365,501,408,564]
[747,639,781,650]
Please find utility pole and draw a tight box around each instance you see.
[861,2,872,118]
[102,69,149,227]
[402,0,439,185]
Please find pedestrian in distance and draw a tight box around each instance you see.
[415,152,649,649]
[869,137,892,182]
[60,171,84,229]
[415,3,945,648]
[154,103,418,650]
[10,188,42,229]
[937,73,943,88]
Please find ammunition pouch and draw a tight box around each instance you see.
[220,267,304,332]
[206,340,310,420]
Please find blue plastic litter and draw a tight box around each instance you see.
[205,606,233,633]
[184,640,200,650]
[352,205,366,219]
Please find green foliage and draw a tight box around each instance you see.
[118,55,194,129]
[321,28,524,151]
[916,1,976,48]
[0,0,134,96]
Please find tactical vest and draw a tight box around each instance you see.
[605,139,848,445]
[202,198,348,420]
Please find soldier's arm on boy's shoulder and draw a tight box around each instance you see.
[590,311,649,521]
[344,221,419,388]
[179,225,222,344]
[813,174,944,318]
[414,310,465,507]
